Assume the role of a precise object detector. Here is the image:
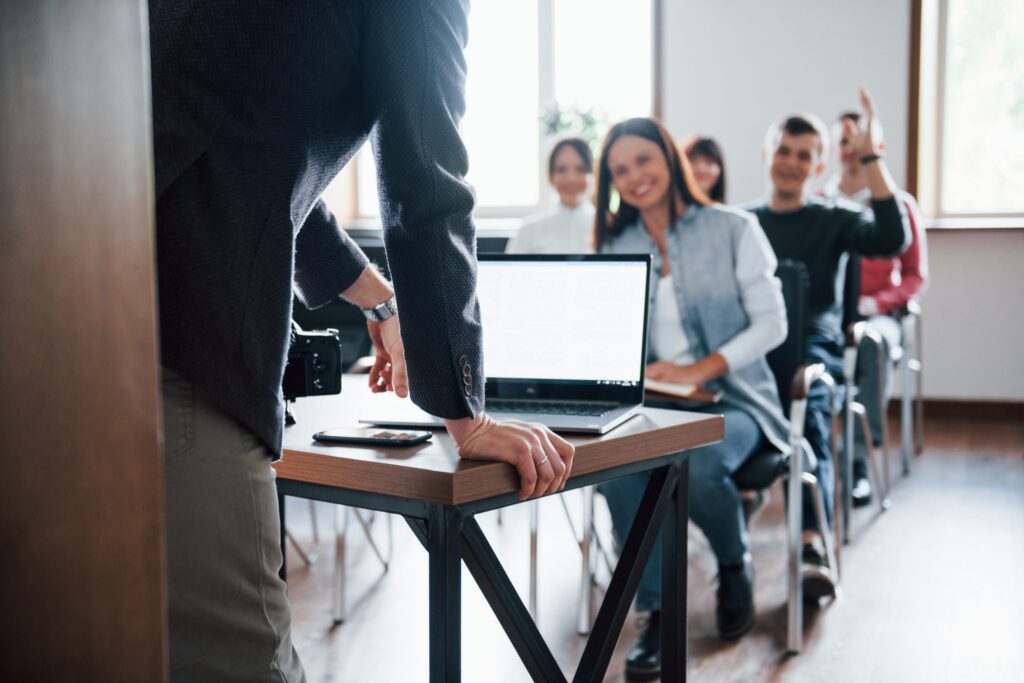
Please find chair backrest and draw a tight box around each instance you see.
[842,253,863,331]
[767,260,809,414]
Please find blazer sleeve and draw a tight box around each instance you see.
[359,0,483,419]
[293,199,370,310]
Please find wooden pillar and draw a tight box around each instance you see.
[0,0,165,679]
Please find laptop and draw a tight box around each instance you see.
[361,254,652,434]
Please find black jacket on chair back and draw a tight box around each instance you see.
[150,0,483,454]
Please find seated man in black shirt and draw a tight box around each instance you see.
[749,89,910,599]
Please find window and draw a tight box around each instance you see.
[918,0,1024,219]
[323,0,653,223]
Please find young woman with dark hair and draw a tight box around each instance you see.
[506,137,595,253]
[594,118,791,679]
[684,135,727,202]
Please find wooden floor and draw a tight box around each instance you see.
[283,416,1024,682]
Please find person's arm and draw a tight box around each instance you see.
[839,89,911,257]
[869,193,929,314]
[717,215,788,370]
[293,200,409,395]
[292,199,370,309]
[360,0,481,421]
[645,215,786,387]
[360,0,573,499]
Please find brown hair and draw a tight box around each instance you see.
[765,113,830,158]
[548,137,593,179]
[683,135,727,203]
[594,118,707,250]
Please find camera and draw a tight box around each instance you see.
[282,322,342,400]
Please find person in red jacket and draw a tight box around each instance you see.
[824,109,929,505]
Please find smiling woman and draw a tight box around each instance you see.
[593,117,791,678]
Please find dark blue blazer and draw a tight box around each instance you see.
[150,0,483,454]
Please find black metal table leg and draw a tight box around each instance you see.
[574,462,680,683]
[461,516,567,682]
[661,458,688,682]
[428,502,462,682]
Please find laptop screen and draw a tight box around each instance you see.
[476,254,651,403]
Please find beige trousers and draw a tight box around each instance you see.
[162,369,305,682]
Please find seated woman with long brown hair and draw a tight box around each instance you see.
[594,118,789,679]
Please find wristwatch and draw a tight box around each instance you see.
[361,297,398,323]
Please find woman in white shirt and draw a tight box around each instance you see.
[505,137,595,254]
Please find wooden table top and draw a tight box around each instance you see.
[274,376,724,506]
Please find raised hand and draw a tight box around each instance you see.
[852,87,883,156]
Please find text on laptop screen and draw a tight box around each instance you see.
[476,259,648,385]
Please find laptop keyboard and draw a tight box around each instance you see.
[486,399,614,418]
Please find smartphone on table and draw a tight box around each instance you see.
[313,427,432,447]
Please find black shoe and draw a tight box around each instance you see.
[716,558,755,639]
[625,611,661,681]
[852,475,873,507]
[801,533,837,601]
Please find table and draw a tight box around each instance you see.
[274,377,723,682]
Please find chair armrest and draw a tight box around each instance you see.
[790,362,833,401]
[845,320,867,349]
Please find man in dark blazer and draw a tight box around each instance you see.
[150,1,574,679]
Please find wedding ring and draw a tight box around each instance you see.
[535,454,549,467]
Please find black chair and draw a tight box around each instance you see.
[838,255,892,544]
[730,260,839,654]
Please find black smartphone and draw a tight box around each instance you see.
[313,427,432,447]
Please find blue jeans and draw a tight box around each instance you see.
[598,405,764,613]
[802,335,843,531]
[853,315,901,464]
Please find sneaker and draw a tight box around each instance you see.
[716,557,755,639]
[801,531,837,601]
[624,611,661,681]
[852,460,873,507]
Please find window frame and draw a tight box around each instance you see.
[334,0,660,226]
[912,0,1024,227]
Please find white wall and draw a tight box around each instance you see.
[661,0,1024,401]
[662,0,908,203]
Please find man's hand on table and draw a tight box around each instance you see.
[446,414,575,501]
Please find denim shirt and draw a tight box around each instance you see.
[601,203,797,456]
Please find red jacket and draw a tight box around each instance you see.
[860,191,928,314]
[822,183,929,315]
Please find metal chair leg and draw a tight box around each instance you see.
[528,499,539,620]
[285,498,320,566]
[900,349,914,476]
[577,485,595,635]
[786,399,807,654]
[353,508,392,571]
[332,505,349,623]
[852,402,891,511]
[841,386,856,545]
[802,473,840,588]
